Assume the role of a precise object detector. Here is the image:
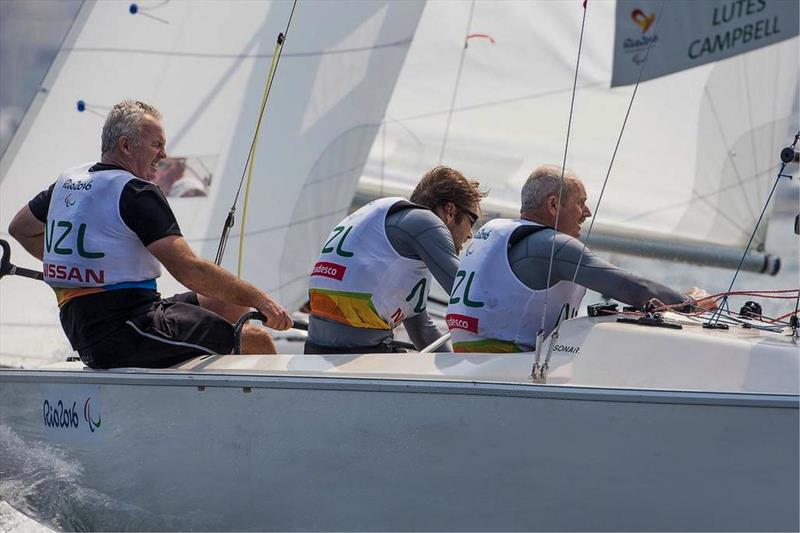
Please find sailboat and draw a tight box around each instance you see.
[1,0,798,531]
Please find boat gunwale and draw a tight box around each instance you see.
[1,367,796,409]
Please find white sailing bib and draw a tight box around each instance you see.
[308,197,432,330]
[447,218,585,352]
[43,164,162,295]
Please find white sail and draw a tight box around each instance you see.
[0,0,425,364]
[359,0,799,267]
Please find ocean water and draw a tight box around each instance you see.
[0,500,50,533]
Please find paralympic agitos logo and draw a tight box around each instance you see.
[84,396,101,432]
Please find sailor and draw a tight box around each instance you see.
[447,165,713,353]
[7,100,292,368]
[305,166,487,354]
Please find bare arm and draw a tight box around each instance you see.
[147,235,292,330]
[8,205,45,261]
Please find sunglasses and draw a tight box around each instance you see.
[460,206,479,227]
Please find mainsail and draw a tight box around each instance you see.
[359,0,799,272]
[0,0,425,364]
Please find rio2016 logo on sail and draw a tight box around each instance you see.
[42,396,101,433]
[623,8,659,66]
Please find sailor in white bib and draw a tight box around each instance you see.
[447,165,694,353]
[306,166,487,353]
[448,218,585,352]
[9,99,293,368]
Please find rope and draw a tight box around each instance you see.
[236,33,286,276]
[707,130,800,326]
[772,308,800,324]
[571,0,666,284]
[652,288,799,313]
[790,288,800,328]
[439,0,477,164]
[592,288,799,326]
[213,0,299,269]
[538,0,588,337]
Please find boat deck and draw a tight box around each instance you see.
[24,314,799,396]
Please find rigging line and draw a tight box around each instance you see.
[672,191,748,235]
[138,0,172,9]
[82,107,107,119]
[741,56,762,203]
[708,131,800,326]
[774,306,800,324]
[439,0,477,165]
[194,157,213,178]
[767,316,796,328]
[691,189,752,236]
[714,315,785,332]
[383,114,424,146]
[703,86,758,221]
[789,131,800,335]
[192,205,349,244]
[235,0,310,208]
[570,0,666,285]
[652,288,800,313]
[768,45,780,180]
[539,1,588,337]
[304,163,368,186]
[135,11,169,24]
[380,120,386,197]
[170,18,266,148]
[213,0,299,268]
[237,0,299,278]
[395,81,607,123]
[63,39,411,59]
[619,165,773,224]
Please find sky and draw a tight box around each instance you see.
[0,0,81,156]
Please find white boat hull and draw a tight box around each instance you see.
[1,363,797,531]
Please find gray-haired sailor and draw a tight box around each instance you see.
[305,166,487,354]
[7,100,292,368]
[447,165,713,353]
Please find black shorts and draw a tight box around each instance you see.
[78,292,235,369]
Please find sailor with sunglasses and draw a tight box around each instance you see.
[306,166,486,354]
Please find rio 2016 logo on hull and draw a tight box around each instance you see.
[42,397,101,433]
[42,399,80,429]
[41,386,102,439]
